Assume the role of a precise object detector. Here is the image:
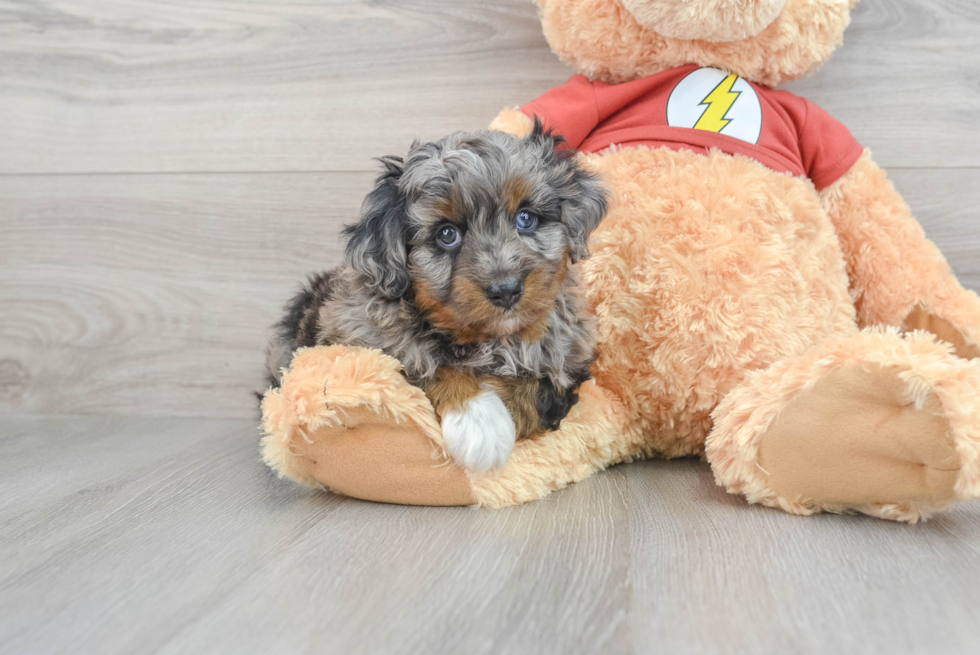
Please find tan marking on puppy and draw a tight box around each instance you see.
[516,257,571,341]
[451,278,502,341]
[431,367,519,472]
[517,314,551,344]
[425,367,482,415]
[430,196,458,222]
[417,255,570,345]
[502,176,534,214]
[414,280,464,335]
[479,376,545,440]
[417,277,504,344]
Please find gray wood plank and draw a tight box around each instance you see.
[0,414,243,519]
[890,167,980,291]
[0,172,371,418]
[626,459,980,655]
[1,0,978,174]
[2,415,978,654]
[0,0,569,175]
[3,167,979,420]
[787,0,980,168]
[0,414,630,655]
[3,1,979,654]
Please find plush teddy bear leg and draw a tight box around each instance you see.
[821,151,980,358]
[706,328,980,522]
[261,345,474,506]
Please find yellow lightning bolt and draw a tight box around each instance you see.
[693,73,741,133]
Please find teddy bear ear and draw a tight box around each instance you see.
[620,0,787,42]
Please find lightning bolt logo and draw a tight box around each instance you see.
[693,73,741,133]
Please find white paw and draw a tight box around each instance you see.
[441,389,517,473]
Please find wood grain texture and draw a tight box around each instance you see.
[0,0,569,174]
[1,415,979,655]
[0,415,631,655]
[0,172,370,417]
[786,0,980,168]
[0,0,978,174]
[626,459,980,655]
[3,168,979,419]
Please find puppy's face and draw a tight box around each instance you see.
[345,125,608,343]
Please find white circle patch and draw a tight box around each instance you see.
[666,67,762,145]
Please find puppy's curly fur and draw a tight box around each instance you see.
[266,123,608,471]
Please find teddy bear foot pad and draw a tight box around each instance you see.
[756,362,960,507]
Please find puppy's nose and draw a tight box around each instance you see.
[485,278,524,309]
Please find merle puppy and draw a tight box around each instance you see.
[267,123,608,472]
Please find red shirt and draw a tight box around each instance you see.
[522,65,863,190]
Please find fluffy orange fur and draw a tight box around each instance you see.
[261,345,448,487]
[621,0,788,43]
[488,108,536,138]
[707,328,980,523]
[579,145,855,457]
[535,0,855,87]
[819,150,980,349]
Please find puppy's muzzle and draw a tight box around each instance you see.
[485,278,524,309]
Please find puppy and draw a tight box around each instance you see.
[266,123,608,472]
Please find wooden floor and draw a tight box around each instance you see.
[2,1,980,653]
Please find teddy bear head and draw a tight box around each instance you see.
[535,0,858,88]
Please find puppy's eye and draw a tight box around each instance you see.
[516,210,538,232]
[436,224,462,249]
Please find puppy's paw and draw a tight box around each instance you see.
[441,389,517,473]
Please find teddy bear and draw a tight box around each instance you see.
[261,0,980,522]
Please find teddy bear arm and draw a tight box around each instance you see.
[489,107,535,137]
[820,150,980,358]
[260,345,640,507]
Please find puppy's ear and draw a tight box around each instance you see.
[523,119,609,262]
[561,165,608,262]
[343,156,411,299]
